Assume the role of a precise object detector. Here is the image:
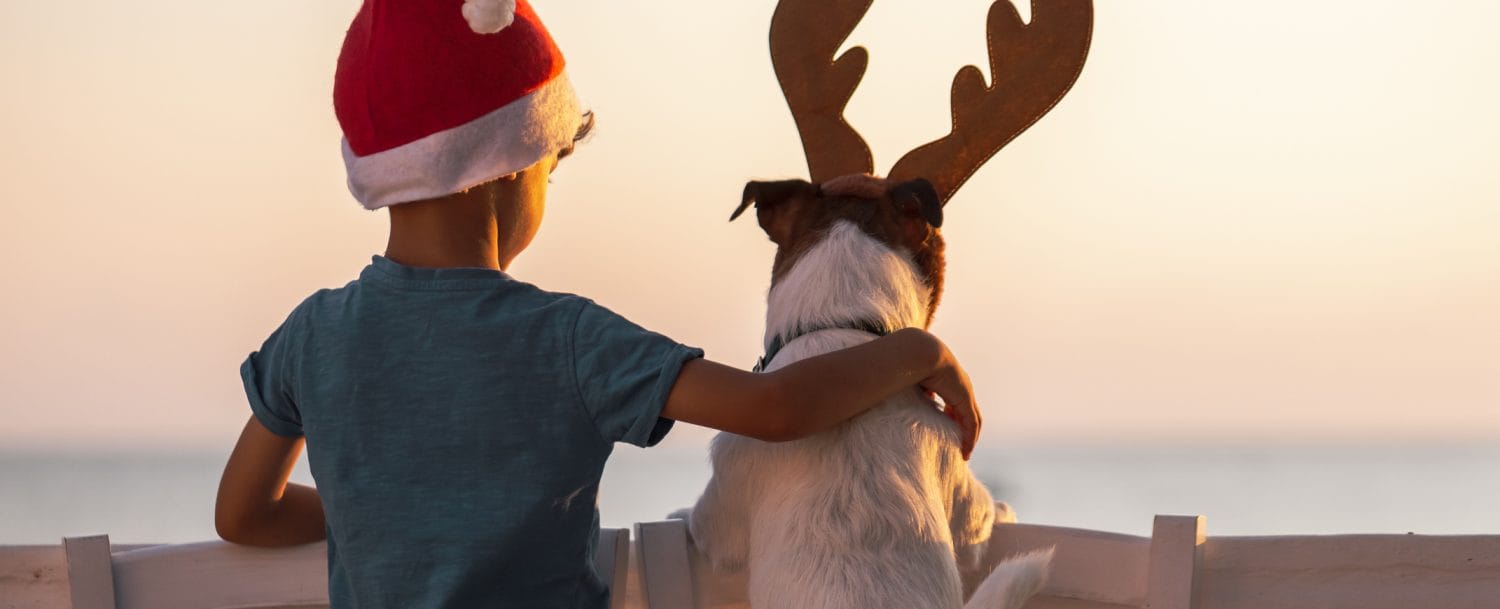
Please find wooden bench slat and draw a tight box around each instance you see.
[1147,515,1206,609]
[111,540,327,609]
[63,536,115,609]
[988,521,1153,606]
[634,521,696,609]
[1200,534,1500,609]
[596,528,631,609]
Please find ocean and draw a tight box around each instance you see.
[3,440,1497,544]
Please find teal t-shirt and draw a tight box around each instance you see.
[240,256,703,609]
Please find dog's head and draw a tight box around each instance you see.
[732,176,948,325]
[741,0,1091,324]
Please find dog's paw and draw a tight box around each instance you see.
[994,501,1018,524]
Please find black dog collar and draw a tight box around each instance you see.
[753,320,893,373]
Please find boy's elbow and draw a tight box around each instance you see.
[215,513,248,544]
[214,501,262,545]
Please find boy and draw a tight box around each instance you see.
[215,2,981,608]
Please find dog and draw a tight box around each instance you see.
[671,175,1051,609]
[670,0,1094,603]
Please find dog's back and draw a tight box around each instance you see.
[730,415,978,609]
[717,334,974,609]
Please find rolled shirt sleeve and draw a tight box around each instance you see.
[570,299,704,447]
[240,312,305,438]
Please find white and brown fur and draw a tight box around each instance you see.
[674,178,1050,609]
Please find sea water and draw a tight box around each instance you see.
[2,440,1497,544]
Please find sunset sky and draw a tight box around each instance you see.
[1,0,1496,452]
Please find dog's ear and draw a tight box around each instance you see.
[732,180,814,221]
[733,179,818,245]
[889,178,943,228]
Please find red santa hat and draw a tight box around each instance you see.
[334,0,582,209]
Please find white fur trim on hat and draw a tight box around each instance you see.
[462,0,516,34]
[342,72,581,210]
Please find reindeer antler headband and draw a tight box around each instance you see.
[771,0,1094,204]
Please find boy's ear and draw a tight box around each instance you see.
[732,180,818,245]
[889,178,943,228]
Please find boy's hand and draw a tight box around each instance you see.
[915,333,981,460]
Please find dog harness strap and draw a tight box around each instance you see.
[753,320,892,373]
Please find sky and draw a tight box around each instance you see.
[0,0,1496,452]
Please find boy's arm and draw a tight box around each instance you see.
[215,416,326,547]
[661,328,982,458]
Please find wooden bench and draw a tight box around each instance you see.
[6,514,1499,609]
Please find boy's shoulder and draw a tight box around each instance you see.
[280,261,599,328]
[259,259,673,356]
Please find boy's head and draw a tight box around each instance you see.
[385,112,593,269]
[334,0,584,211]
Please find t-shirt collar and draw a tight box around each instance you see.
[363,255,512,288]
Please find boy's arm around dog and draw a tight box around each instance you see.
[662,327,981,459]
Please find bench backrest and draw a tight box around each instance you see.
[21,517,1500,609]
[62,529,630,609]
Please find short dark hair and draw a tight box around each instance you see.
[556,110,595,162]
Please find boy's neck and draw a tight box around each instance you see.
[384,191,504,271]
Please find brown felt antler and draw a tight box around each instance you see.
[769,0,875,182]
[768,0,1092,203]
[887,0,1093,204]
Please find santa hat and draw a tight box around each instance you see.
[334,0,583,209]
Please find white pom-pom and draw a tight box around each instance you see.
[462,0,516,35]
